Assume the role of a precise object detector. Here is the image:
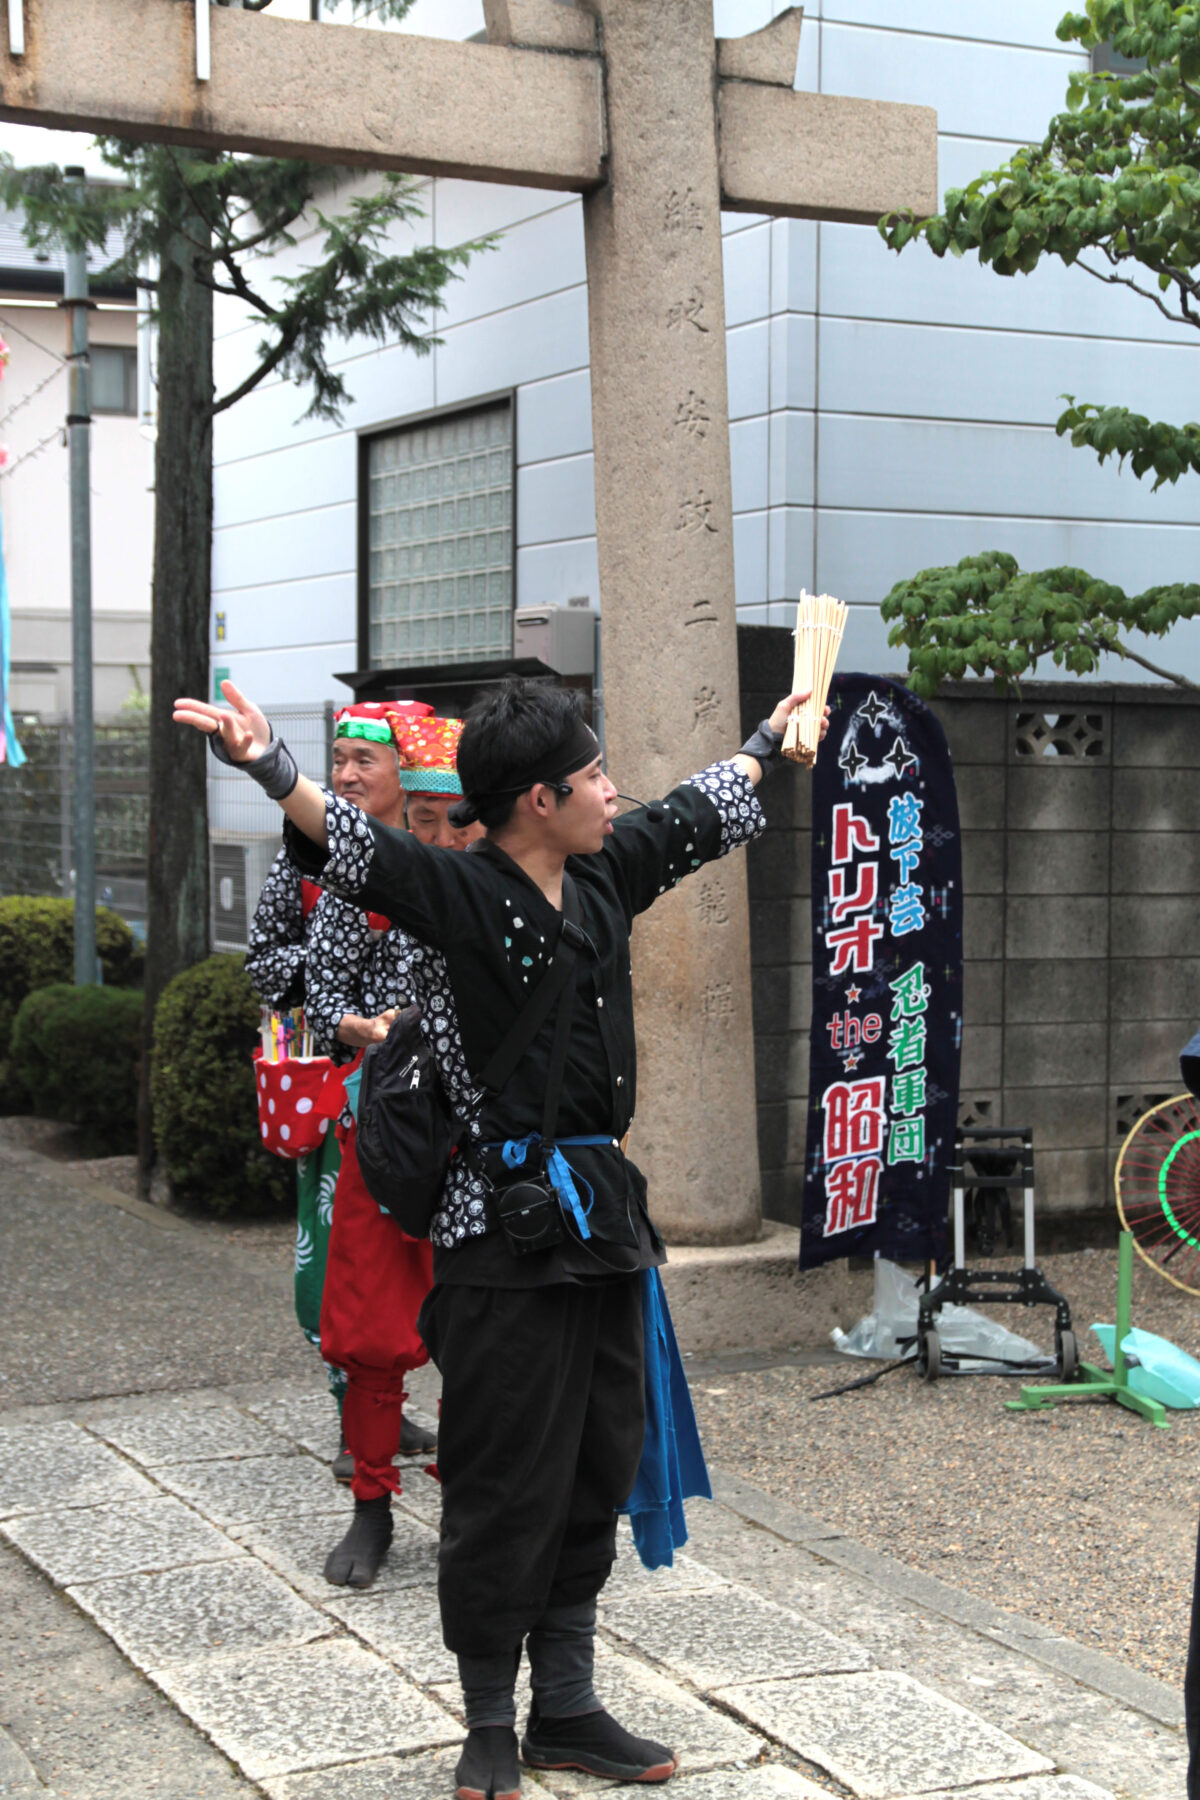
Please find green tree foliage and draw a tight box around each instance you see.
[11,984,142,1155]
[152,954,291,1216]
[879,0,1200,694]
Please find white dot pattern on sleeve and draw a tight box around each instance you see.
[681,760,766,857]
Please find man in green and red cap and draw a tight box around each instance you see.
[245,698,432,1476]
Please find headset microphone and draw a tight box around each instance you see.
[614,792,665,824]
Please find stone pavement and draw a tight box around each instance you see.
[0,1147,1188,1799]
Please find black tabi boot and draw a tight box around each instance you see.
[323,1493,393,1587]
[521,1704,677,1784]
[399,1413,438,1456]
[454,1724,521,1800]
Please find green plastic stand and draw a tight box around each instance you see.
[1004,1232,1169,1428]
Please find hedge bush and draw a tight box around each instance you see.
[0,895,140,1063]
[11,983,142,1154]
[152,953,291,1216]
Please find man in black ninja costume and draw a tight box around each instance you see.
[176,673,825,1800]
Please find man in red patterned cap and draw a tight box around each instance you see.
[245,700,433,1477]
[307,712,482,1586]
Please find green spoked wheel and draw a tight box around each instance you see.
[1115,1093,1200,1297]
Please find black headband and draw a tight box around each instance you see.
[448,717,601,827]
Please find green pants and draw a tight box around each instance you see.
[294,1128,347,1406]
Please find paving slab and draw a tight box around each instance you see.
[392,1463,445,1529]
[67,1557,333,1669]
[899,1780,1112,1800]
[151,1636,460,1780]
[600,1582,871,1688]
[1,1495,239,1586]
[598,1543,730,1606]
[325,1582,458,1685]
[716,1669,1053,1798]
[153,1452,347,1527]
[231,1506,438,1604]
[239,1391,344,1460]
[0,1420,158,1517]
[260,1745,513,1800]
[0,1722,43,1796]
[84,1398,293,1466]
[538,1768,832,1800]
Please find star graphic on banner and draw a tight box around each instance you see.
[839,741,869,779]
[859,690,891,730]
[845,985,862,1004]
[844,1048,864,1071]
[885,735,918,777]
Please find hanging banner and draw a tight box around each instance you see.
[799,674,962,1271]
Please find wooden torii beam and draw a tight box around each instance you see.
[1,0,937,1245]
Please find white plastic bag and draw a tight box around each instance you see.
[831,1258,1045,1366]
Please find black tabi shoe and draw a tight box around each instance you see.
[454,1725,521,1800]
[322,1493,393,1588]
[521,1705,676,1783]
[399,1414,438,1456]
[331,1437,354,1485]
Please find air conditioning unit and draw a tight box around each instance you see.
[513,601,597,678]
[210,834,283,953]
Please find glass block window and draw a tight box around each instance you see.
[367,401,513,668]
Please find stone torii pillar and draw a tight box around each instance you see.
[1,0,935,1242]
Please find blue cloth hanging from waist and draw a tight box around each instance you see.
[484,1132,617,1242]
[620,1266,712,1570]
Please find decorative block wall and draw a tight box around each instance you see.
[738,625,1199,1232]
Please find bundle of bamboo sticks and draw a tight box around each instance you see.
[782,591,847,765]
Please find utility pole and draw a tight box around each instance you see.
[62,165,96,986]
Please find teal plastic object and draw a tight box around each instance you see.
[342,1064,363,1123]
[1090,1323,1200,1410]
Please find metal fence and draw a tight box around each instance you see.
[0,706,336,950]
[0,718,150,930]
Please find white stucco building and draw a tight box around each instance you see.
[207,0,1200,716]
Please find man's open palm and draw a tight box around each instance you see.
[173,680,271,763]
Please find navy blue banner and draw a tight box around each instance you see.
[799,675,963,1271]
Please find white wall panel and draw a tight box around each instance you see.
[769,411,815,508]
[516,454,595,548]
[734,509,768,608]
[213,434,357,529]
[516,537,600,612]
[768,505,815,601]
[822,2,1072,53]
[517,369,593,465]
[815,508,1200,612]
[438,203,584,330]
[768,312,816,413]
[714,0,773,37]
[213,343,435,466]
[434,180,577,246]
[731,416,769,515]
[818,317,1199,428]
[770,218,817,315]
[727,319,770,420]
[723,222,771,328]
[435,286,589,408]
[213,574,357,656]
[217,643,356,708]
[841,601,908,676]
[820,23,1083,145]
[212,503,356,593]
[817,414,1200,526]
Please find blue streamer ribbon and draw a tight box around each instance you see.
[493,1132,614,1242]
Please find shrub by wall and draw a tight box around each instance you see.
[0,896,139,1062]
[10,983,142,1154]
[152,953,291,1216]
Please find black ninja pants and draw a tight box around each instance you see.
[418,1274,645,1657]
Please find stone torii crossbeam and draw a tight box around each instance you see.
[1,0,936,1244]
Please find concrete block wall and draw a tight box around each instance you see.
[738,626,1198,1234]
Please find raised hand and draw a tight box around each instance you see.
[173,679,270,763]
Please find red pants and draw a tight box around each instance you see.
[319,1123,434,1501]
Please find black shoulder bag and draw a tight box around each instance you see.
[355,876,585,1239]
